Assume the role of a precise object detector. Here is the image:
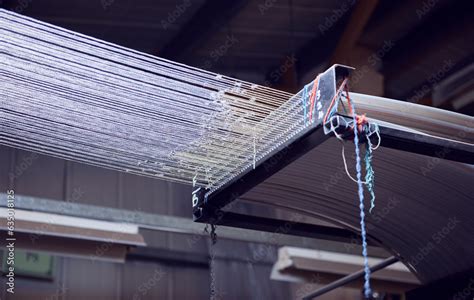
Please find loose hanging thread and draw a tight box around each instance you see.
[365,123,380,213]
[339,123,380,212]
[253,131,257,169]
[365,143,376,213]
[324,82,380,215]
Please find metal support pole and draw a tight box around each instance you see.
[302,256,399,300]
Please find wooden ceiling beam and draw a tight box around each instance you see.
[329,0,379,65]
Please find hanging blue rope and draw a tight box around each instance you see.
[351,103,372,299]
[365,143,376,213]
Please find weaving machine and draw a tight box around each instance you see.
[1,8,473,299]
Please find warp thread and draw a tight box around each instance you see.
[3,9,315,190]
[309,75,321,123]
[253,132,257,169]
[302,84,309,126]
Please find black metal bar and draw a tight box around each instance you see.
[332,114,474,165]
[127,247,209,269]
[302,256,399,300]
[193,126,330,223]
[378,126,474,165]
[212,211,375,245]
[193,65,354,223]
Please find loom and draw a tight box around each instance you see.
[1,8,474,299]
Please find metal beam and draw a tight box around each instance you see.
[191,126,373,245]
[128,244,299,268]
[127,247,209,268]
[332,114,474,165]
[378,124,474,165]
[192,66,364,245]
[159,0,249,61]
[195,126,330,218]
[0,193,380,254]
[193,65,352,217]
[302,256,399,300]
[212,211,366,245]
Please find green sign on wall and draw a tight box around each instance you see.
[1,250,54,280]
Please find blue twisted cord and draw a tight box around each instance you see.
[351,103,372,298]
